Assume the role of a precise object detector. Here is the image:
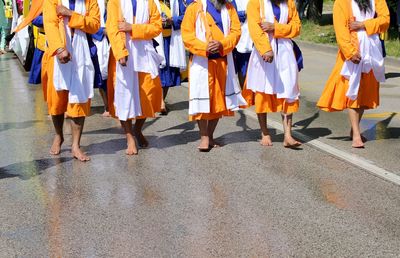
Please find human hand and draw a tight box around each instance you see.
[57,48,71,64]
[119,56,128,66]
[207,40,222,54]
[349,21,365,31]
[350,52,361,64]
[118,21,132,32]
[262,51,274,63]
[260,22,275,33]
[56,5,73,17]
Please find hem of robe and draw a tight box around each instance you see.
[317,69,379,112]
[241,88,299,113]
[107,53,162,119]
[189,110,234,121]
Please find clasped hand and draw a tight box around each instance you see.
[56,5,73,17]
[207,40,222,55]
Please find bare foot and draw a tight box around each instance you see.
[350,130,367,142]
[135,132,149,148]
[71,146,90,161]
[260,133,273,146]
[198,136,210,152]
[126,135,138,155]
[352,137,365,148]
[49,135,64,155]
[101,111,111,117]
[283,136,302,148]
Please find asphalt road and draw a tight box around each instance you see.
[0,44,400,257]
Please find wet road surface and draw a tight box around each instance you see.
[1,45,400,257]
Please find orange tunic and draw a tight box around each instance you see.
[42,0,100,117]
[317,0,389,112]
[243,0,301,114]
[181,1,241,121]
[106,0,162,119]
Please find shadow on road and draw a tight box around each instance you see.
[0,157,72,180]
[385,72,400,79]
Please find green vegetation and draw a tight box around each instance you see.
[298,21,400,57]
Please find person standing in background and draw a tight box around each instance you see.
[0,0,12,54]
[156,0,188,115]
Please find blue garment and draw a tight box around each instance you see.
[160,36,181,87]
[28,15,45,85]
[92,10,107,41]
[29,48,44,84]
[171,0,187,30]
[233,50,250,77]
[132,0,137,15]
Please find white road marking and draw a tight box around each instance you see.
[241,109,400,186]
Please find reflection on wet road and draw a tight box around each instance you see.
[1,49,400,257]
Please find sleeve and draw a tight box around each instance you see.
[247,0,271,55]
[106,0,129,60]
[364,0,390,35]
[130,0,162,40]
[333,0,357,60]
[43,0,64,56]
[172,0,186,30]
[181,3,208,57]
[274,0,301,39]
[68,0,101,34]
[32,15,44,28]
[220,5,241,56]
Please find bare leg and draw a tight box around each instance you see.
[160,87,169,115]
[197,120,210,151]
[282,113,301,147]
[349,109,366,142]
[70,117,90,161]
[120,120,138,155]
[257,113,273,146]
[50,114,64,155]
[348,108,365,148]
[99,88,110,117]
[134,118,148,148]
[208,118,221,147]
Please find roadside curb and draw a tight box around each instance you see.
[296,40,400,67]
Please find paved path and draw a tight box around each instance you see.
[0,45,400,257]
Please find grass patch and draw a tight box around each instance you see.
[298,20,400,57]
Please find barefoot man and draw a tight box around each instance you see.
[106,0,163,155]
[181,0,246,151]
[317,0,389,148]
[246,0,302,147]
[42,0,100,161]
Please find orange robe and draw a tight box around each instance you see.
[106,0,162,119]
[317,0,389,112]
[181,1,241,121]
[42,0,100,117]
[244,0,301,114]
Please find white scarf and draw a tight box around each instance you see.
[246,0,299,102]
[169,0,187,70]
[235,0,253,53]
[93,0,110,80]
[340,0,385,100]
[189,0,247,115]
[53,0,95,104]
[153,0,167,68]
[115,0,164,121]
